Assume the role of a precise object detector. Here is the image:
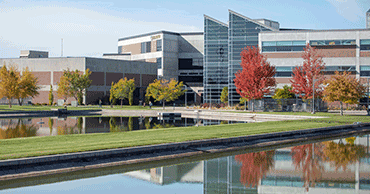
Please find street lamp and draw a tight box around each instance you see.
[312,79,318,114]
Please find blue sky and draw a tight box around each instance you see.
[0,0,370,58]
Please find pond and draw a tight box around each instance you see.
[0,116,247,139]
[1,134,369,193]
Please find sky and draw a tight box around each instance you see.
[0,0,370,58]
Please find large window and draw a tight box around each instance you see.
[156,39,162,51]
[275,66,293,77]
[310,39,355,46]
[262,41,306,52]
[141,41,151,53]
[157,58,162,69]
[360,39,370,51]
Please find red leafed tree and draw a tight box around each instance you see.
[234,46,276,112]
[291,143,325,192]
[290,44,325,99]
[235,151,275,188]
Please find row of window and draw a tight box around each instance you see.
[262,39,370,52]
[141,39,162,54]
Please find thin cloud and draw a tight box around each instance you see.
[325,0,363,22]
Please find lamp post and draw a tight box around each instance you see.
[312,79,318,114]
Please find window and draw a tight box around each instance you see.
[275,66,293,77]
[156,39,162,51]
[118,46,123,54]
[360,39,370,51]
[262,41,305,52]
[310,39,356,46]
[157,58,162,69]
[141,41,151,53]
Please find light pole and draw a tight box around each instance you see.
[312,79,318,114]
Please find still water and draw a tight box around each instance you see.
[1,134,370,194]
[0,116,246,139]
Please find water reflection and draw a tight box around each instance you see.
[0,119,37,139]
[1,135,370,193]
[0,117,247,140]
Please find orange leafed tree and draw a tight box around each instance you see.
[234,46,276,112]
[235,151,275,188]
[291,143,325,192]
[323,71,365,116]
[290,44,325,99]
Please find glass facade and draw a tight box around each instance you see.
[204,16,228,104]
[228,11,272,105]
[262,41,306,52]
[310,39,356,46]
[361,39,370,51]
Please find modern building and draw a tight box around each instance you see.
[204,9,370,106]
[0,51,157,104]
[109,31,204,104]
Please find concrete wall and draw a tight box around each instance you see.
[0,57,157,105]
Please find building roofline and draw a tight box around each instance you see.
[204,14,228,27]
[228,9,278,31]
[254,18,279,23]
[118,30,203,41]
[260,28,370,33]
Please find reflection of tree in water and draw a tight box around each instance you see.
[0,119,37,139]
[291,143,325,191]
[48,118,54,134]
[322,137,365,171]
[109,117,133,132]
[235,151,275,188]
[77,117,83,133]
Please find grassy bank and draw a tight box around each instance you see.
[1,112,370,160]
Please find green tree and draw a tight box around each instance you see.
[57,69,92,105]
[323,71,365,116]
[146,79,186,110]
[272,85,295,99]
[49,85,54,106]
[111,78,136,107]
[239,97,248,110]
[220,86,228,104]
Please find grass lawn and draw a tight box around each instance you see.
[1,112,370,160]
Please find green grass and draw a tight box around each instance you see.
[1,112,370,160]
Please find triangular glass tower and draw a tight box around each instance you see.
[203,15,229,105]
[227,10,277,106]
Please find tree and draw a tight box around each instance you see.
[57,69,92,105]
[57,74,71,103]
[220,86,228,104]
[109,82,116,108]
[322,139,365,171]
[16,67,40,106]
[146,79,186,110]
[0,65,20,108]
[323,71,366,116]
[234,46,276,112]
[290,44,325,99]
[272,85,295,99]
[111,78,136,107]
[291,143,325,191]
[234,151,275,188]
[49,85,54,106]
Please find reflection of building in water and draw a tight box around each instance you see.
[204,135,370,194]
[124,162,203,185]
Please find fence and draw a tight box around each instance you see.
[248,98,328,112]
[0,98,32,106]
